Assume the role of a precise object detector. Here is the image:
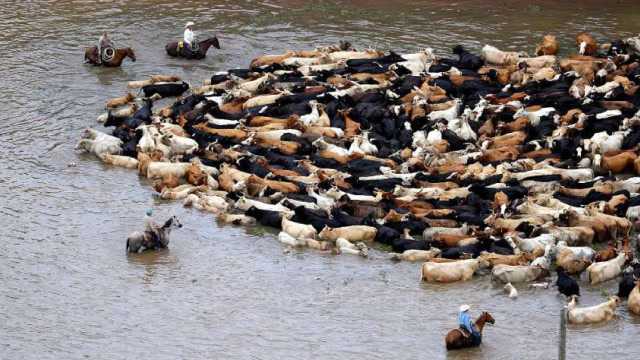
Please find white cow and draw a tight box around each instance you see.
[567,296,620,325]
[586,253,627,285]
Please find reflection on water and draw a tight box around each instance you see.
[1,1,639,359]
[126,248,177,266]
[127,249,180,284]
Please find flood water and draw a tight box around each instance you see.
[1,1,640,359]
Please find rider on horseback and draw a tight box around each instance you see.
[97,32,115,64]
[458,305,481,345]
[183,21,196,55]
[144,209,161,248]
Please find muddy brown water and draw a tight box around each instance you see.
[1,1,640,359]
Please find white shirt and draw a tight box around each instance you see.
[144,215,159,234]
[184,28,194,45]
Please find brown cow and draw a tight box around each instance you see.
[497,117,529,133]
[185,162,208,186]
[594,241,618,262]
[193,123,248,141]
[535,34,559,56]
[106,93,135,108]
[600,151,637,174]
[481,146,520,162]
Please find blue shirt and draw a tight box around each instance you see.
[458,311,475,333]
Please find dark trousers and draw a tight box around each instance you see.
[183,42,199,57]
[460,327,482,346]
[470,330,482,346]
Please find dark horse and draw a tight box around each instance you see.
[165,37,221,59]
[445,312,495,350]
[84,46,136,67]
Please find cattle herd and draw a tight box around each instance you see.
[78,33,640,324]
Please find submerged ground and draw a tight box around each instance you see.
[1,1,639,359]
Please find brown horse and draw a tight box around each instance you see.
[445,312,495,350]
[84,46,136,67]
[165,37,221,59]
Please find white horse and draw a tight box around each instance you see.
[126,216,182,253]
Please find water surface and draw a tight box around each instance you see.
[1,1,640,359]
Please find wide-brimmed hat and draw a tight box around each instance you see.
[459,304,470,312]
[185,21,195,28]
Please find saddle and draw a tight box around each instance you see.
[178,40,199,55]
[143,230,160,249]
[455,327,471,338]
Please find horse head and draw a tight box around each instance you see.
[163,215,182,229]
[201,37,221,50]
[126,47,137,62]
[480,312,495,325]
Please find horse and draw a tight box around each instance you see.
[165,37,221,59]
[84,46,136,67]
[445,312,495,350]
[126,216,182,253]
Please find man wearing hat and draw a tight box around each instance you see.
[144,208,160,247]
[458,304,480,343]
[183,21,196,54]
[97,31,114,64]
